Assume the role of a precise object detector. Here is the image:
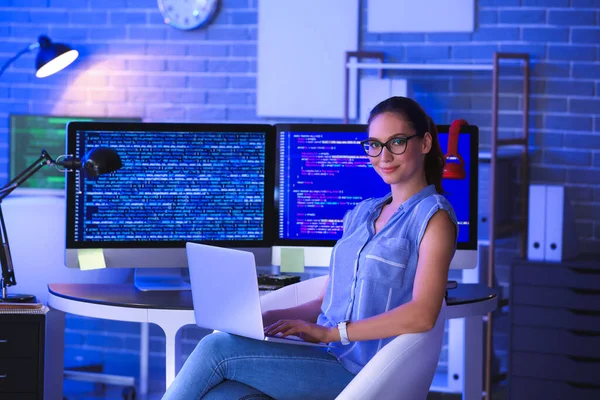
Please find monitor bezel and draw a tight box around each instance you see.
[65,122,277,249]
[8,113,142,194]
[274,123,479,251]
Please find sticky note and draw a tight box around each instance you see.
[280,248,305,273]
[78,249,107,271]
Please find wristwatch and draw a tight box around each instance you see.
[337,321,350,345]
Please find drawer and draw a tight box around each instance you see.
[512,305,600,332]
[0,324,39,358]
[510,376,600,400]
[511,326,600,358]
[513,263,600,290]
[512,285,600,311]
[0,358,38,393]
[511,352,600,386]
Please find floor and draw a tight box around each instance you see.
[427,387,507,400]
[64,387,508,400]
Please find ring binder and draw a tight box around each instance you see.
[527,184,578,262]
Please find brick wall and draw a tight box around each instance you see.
[1,0,598,397]
[361,0,600,252]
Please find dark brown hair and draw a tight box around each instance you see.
[367,96,445,193]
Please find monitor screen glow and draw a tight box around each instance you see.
[9,114,141,193]
[274,123,479,269]
[65,122,276,269]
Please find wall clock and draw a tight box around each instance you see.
[157,0,220,31]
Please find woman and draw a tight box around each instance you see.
[162,96,457,400]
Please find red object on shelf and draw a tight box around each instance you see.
[443,119,468,180]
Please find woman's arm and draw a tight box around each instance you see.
[330,210,456,342]
[262,276,330,326]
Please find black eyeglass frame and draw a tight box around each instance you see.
[360,134,419,157]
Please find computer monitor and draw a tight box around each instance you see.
[64,122,276,289]
[273,123,478,269]
[9,114,141,195]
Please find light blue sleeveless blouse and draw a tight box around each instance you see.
[316,184,458,374]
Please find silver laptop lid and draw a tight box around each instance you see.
[186,242,265,341]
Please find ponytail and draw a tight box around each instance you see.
[425,117,445,194]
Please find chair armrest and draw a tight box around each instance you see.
[336,302,446,400]
[260,275,328,312]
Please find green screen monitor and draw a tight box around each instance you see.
[9,114,142,195]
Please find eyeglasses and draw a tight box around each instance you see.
[360,134,419,157]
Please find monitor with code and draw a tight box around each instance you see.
[275,124,478,252]
[64,122,276,270]
[9,114,141,192]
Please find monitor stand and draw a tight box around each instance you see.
[134,268,191,291]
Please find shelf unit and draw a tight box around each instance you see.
[342,51,531,400]
[487,52,530,400]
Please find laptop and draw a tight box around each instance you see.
[186,242,331,347]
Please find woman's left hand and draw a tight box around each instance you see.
[264,319,335,343]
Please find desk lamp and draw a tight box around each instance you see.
[0,34,84,302]
[0,148,123,302]
[0,35,79,79]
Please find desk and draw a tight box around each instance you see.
[47,284,196,400]
[443,284,498,399]
[47,283,496,400]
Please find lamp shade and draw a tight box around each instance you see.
[80,147,123,178]
[442,119,468,180]
[35,35,79,78]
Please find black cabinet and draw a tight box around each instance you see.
[0,311,46,400]
[509,256,600,400]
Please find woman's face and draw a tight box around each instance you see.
[366,112,431,186]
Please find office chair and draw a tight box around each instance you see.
[259,275,446,400]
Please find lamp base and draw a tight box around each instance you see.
[0,293,36,303]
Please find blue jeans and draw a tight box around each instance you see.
[161,332,356,400]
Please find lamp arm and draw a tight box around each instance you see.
[0,203,15,296]
[0,148,56,299]
[0,42,39,80]
[0,150,55,200]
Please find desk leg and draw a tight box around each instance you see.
[140,322,149,399]
[161,324,182,389]
[148,309,195,392]
[46,307,65,400]
[151,320,184,391]
[448,316,484,400]
[447,318,465,394]
[463,315,484,400]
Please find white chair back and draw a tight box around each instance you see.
[260,276,446,400]
[335,300,446,400]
